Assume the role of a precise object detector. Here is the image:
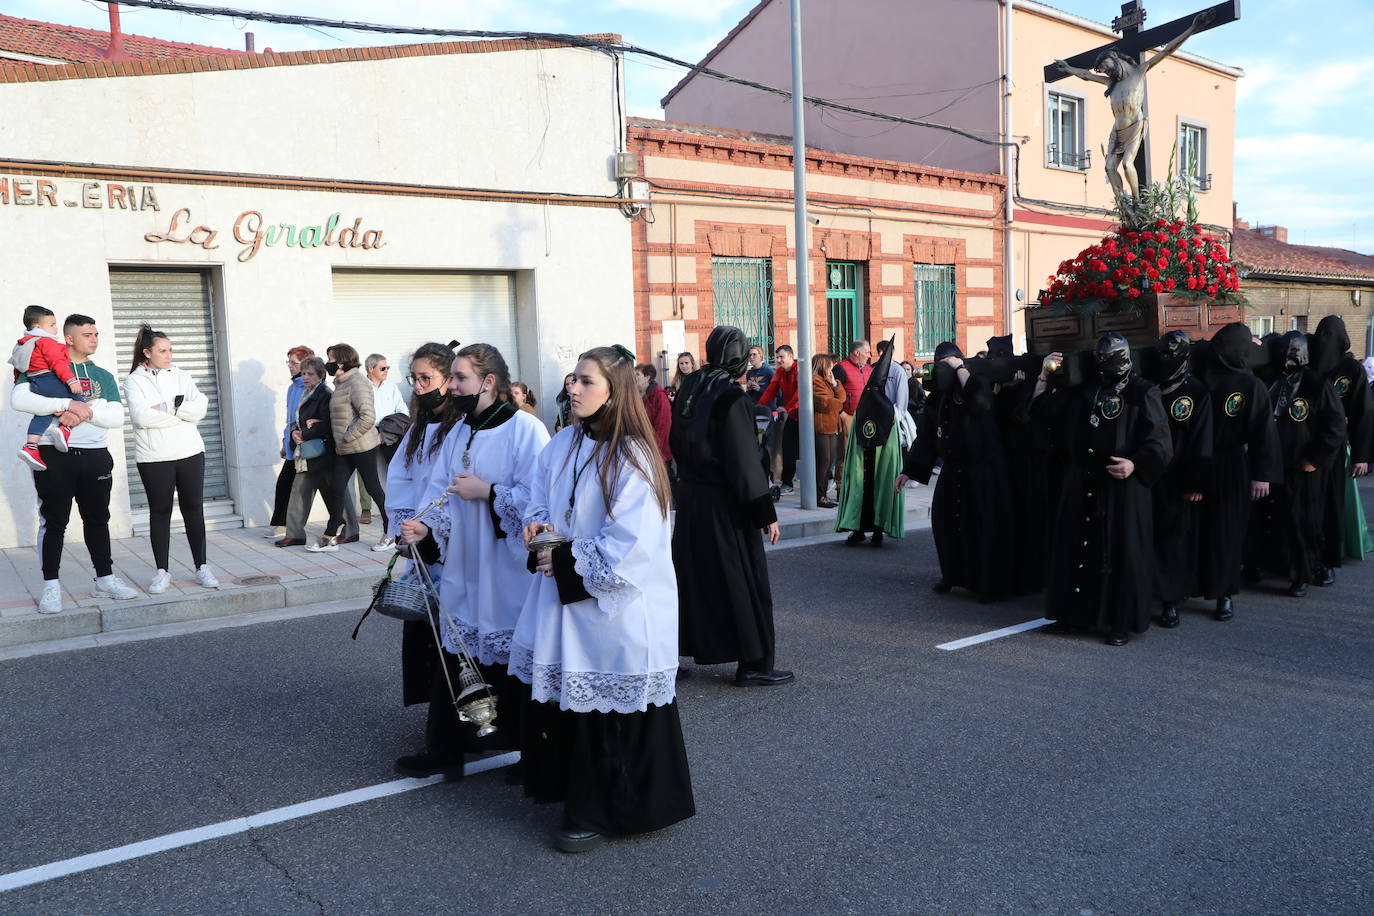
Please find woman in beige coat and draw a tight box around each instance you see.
[312,343,391,553]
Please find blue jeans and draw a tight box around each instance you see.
[26,373,84,438]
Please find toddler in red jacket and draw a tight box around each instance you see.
[10,305,84,471]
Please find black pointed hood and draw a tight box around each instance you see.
[853,335,897,448]
[1311,315,1350,377]
[986,335,1015,359]
[673,325,747,440]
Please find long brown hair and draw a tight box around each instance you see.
[130,324,169,374]
[455,342,514,405]
[571,346,672,519]
[403,342,460,467]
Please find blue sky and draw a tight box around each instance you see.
[9,0,1371,253]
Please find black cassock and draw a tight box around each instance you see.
[671,381,780,668]
[1153,376,1214,602]
[1034,378,1172,634]
[1247,369,1346,585]
[1198,365,1280,600]
[1311,317,1374,568]
[904,374,1013,600]
[994,378,1057,595]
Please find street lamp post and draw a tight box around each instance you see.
[790,0,817,510]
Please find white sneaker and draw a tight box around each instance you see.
[306,536,339,553]
[37,581,62,614]
[263,526,285,539]
[148,569,173,594]
[195,565,220,589]
[94,574,138,600]
[371,535,396,552]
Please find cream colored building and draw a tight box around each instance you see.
[0,39,635,550]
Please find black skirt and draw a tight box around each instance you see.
[520,700,695,836]
[425,653,530,764]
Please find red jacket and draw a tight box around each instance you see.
[835,358,872,414]
[759,363,800,417]
[642,382,673,461]
[12,332,75,384]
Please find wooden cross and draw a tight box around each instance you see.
[1044,0,1240,191]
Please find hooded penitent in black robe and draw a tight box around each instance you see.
[989,337,1055,594]
[1033,334,1173,637]
[672,326,782,672]
[1198,323,1281,602]
[904,341,1013,600]
[1246,332,1347,589]
[1310,315,1374,568]
[1150,332,1214,605]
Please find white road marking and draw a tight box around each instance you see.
[936,618,1052,651]
[0,752,519,894]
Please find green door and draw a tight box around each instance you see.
[711,256,775,355]
[826,260,864,355]
[912,263,957,358]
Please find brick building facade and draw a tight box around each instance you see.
[628,118,1006,367]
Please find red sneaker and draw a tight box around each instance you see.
[20,445,47,471]
[51,423,71,453]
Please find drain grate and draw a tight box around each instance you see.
[237,575,281,586]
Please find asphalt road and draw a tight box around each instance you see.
[3,486,1372,915]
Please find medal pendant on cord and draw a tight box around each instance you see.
[1090,413,1100,428]
[462,451,472,470]
[565,505,574,527]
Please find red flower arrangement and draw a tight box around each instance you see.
[1042,219,1243,309]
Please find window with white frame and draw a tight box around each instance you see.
[1179,121,1209,190]
[1047,92,1088,170]
[1247,315,1274,337]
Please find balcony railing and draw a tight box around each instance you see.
[1047,145,1091,171]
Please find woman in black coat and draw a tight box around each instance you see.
[671,326,792,687]
[291,357,347,548]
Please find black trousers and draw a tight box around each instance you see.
[136,452,207,570]
[780,413,800,487]
[814,432,837,500]
[32,446,114,581]
[333,447,388,534]
[269,459,295,527]
[304,464,348,538]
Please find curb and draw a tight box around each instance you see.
[0,571,378,649]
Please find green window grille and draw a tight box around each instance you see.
[711,256,775,355]
[825,260,865,356]
[913,264,957,358]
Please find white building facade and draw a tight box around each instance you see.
[0,39,636,548]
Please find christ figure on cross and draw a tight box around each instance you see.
[1053,9,1215,200]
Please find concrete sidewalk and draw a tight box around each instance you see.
[0,481,934,649]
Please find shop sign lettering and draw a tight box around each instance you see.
[0,176,159,210]
[145,208,386,263]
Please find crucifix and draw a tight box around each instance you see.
[1044,0,1240,200]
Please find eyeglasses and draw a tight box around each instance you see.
[406,373,436,386]
[377,366,389,372]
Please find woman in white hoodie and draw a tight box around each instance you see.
[125,325,219,593]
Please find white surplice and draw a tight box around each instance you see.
[423,406,549,664]
[510,426,679,714]
[385,420,448,585]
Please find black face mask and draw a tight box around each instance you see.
[450,392,480,417]
[1095,333,1133,384]
[324,361,339,377]
[1155,331,1191,387]
[414,387,445,413]
[582,401,611,432]
[1282,333,1309,374]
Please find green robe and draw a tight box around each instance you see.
[835,420,905,538]
[1343,449,1373,560]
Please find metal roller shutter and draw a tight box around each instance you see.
[109,269,230,510]
[330,270,520,386]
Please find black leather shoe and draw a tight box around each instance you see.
[845,531,866,546]
[869,532,884,548]
[735,667,795,687]
[1105,632,1129,646]
[932,580,952,594]
[1159,605,1180,628]
[274,537,306,548]
[395,752,465,779]
[1214,597,1234,621]
[1315,566,1335,587]
[338,534,361,545]
[554,826,605,854]
[1287,581,1308,598]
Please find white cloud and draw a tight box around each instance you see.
[1243,58,1374,128]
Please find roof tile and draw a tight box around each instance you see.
[1233,222,1374,282]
